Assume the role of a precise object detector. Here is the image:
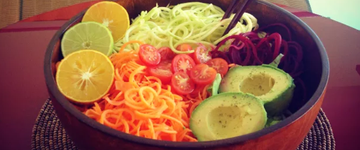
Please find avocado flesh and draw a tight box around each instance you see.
[190,92,267,141]
[219,65,295,116]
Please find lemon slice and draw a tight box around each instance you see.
[61,21,114,57]
[56,50,114,104]
[82,1,130,42]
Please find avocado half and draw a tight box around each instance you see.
[190,92,267,141]
[219,65,295,116]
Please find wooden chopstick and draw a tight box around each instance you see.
[222,0,253,36]
[221,0,240,20]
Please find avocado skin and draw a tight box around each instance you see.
[265,117,282,127]
[264,82,294,116]
[189,92,267,141]
[219,65,295,116]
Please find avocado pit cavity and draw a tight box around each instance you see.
[240,74,275,96]
[207,106,246,139]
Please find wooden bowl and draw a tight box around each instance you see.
[44,0,330,149]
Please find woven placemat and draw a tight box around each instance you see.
[21,0,94,19]
[31,99,335,150]
[0,0,21,28]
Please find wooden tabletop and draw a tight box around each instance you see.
[0,1,359,150]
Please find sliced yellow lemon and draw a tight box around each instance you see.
[82,1,130,42]
[56,50,114,104]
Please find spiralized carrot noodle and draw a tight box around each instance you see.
[83,41,210,142]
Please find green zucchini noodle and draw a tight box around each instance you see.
[114,2,258,54]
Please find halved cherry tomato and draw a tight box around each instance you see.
[206,58,229,77]
[176,43,193,51]
[189,64,217,85]
[190,84,206,95]
[172,54,196,73]
[158,47,176,61]
[139,44,161,66]
[193,45,212,64]
[171,71,195,95]
[148,61,173,83]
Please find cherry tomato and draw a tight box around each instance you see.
[139,44,161,66]
[148,61,173,83]
[206,58,229,77]
[171,71,195,95]
[176,43,193,51]
[189,64,217,85]
[190,84,206,95]
[158,47,176,61]
[172,54,196,73]
[193,45,212,64]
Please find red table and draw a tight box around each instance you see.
[0,1,359,150]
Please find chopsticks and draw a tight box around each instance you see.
[222,0,254,36]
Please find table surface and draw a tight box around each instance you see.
[0,1,359,150]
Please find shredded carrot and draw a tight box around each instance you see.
[55,61,61,70]
[118,40,144,52]
[228,63,236,68]
[83,41,212,142]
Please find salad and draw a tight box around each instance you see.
[55,1,304,142]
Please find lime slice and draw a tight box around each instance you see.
[61,21,114,57]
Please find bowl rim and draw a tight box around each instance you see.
[44,0,330,148]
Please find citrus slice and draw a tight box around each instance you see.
[82,1,130,42]
[56,50,115,104]
[61,21,114,57]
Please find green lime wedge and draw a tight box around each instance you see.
[61,21,114,57]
